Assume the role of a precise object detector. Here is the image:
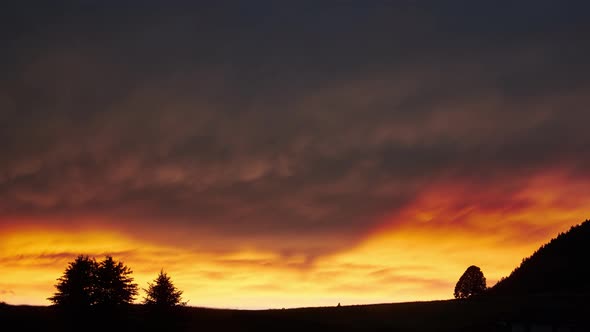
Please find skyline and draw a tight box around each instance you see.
[1,1,590,308]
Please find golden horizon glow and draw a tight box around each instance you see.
[1,169,588,309]
[2,1,589,312]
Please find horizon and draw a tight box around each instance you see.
[1,219,585,308]
[2,296,460,310]
[1,2,589,309]
[2,219,584,308]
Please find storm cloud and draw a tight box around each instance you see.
[2,1,590,255]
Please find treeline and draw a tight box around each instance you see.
[49,255,185,309]
[490,219,590,295]
[453,220,590,299]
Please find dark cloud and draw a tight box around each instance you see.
[1,2,590,255]
[0,250,137,268]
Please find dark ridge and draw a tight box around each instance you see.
[489,219,590,296]
[1,296,589,332]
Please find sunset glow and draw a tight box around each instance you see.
[2,2,589,310]
[1,169,586,308]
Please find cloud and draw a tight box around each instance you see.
[0,2,589,260]
[0,289,15,295]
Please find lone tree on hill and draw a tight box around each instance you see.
[48,255,98,307]
[143,269,186,307]
[454,265,487,299]
[49,255,138,307]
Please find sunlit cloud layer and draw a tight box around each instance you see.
[1,2,589,307]
[2,170,587,307]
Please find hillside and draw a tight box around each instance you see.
[0,295,588,332]
[490,219,590,295]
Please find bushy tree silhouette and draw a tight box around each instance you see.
[94,256,138,306]
[143,269,185,307]
[48,255,98,307]
[49,255,138,308]
[454,265,486,299]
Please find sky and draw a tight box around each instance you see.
[1,1,590,308]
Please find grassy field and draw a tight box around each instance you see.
[1,294,588,331]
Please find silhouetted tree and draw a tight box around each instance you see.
[143,269,185,307]
[49,255,98,307]
[94,256,138,306]
[454,265,486,299]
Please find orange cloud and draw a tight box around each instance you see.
[1,169,587,308]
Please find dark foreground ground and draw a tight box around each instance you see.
[1,295,589,332]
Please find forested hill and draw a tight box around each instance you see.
[489,219,590,296]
